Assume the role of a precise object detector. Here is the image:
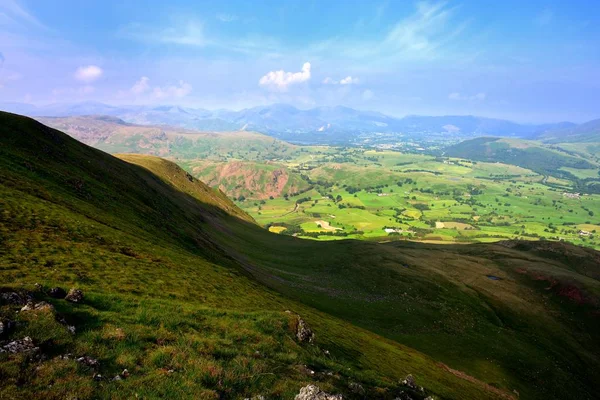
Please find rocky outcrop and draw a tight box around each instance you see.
[294,385,342,400]
[296,316,315,343]
[0,336,39,355]
[0,291,32,306]
[20,301,55,312]
[65,288,84,303]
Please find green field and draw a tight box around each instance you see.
[226,148,600,249]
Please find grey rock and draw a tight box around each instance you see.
[65,288,84,303]
[1,291,30,306]
[401,374,418,390]
[294,385,342,400]
[20,301,54,312]
[0,336,39,355]
[348,382,365,395]
[48,287,67,299]
[296,316,314,343]
[76,356,99,369]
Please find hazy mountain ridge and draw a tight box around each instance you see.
[3,101,591,144]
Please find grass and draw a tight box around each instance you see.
[1,112,599,399]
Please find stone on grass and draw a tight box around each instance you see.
[0,336,39,355]
[20,301,54,312]
[65,288,84,303]
[296,316,314,343]
[48,287,67,299]
[294,385,342,400]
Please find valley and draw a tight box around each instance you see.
[38,116,600,250]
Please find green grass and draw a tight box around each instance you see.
[1,112,600,399]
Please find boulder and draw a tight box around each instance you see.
[0,291,31,306]
[0,336,39,355]
[348,382,365,395]
[296,316,315,343]
[20,301,55,312]
[402,374,417,389]
[65,288,84,303]
[294,385,342,400]
[48,287,67,299]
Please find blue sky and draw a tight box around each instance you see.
[0,0,598,122]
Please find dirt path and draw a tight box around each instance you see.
[315,220,341,231]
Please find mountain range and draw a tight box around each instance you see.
[3,101,597,144]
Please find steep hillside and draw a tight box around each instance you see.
[185,160,311,200]
[0,111,512,399]
[1,112,600,399]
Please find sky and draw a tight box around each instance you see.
[0,0,599,122]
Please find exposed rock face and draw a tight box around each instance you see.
[20,301,55,312]
[48,287,67,299]
[294,385,342,400]
[296,316,315,343]
[0,336,39,355]
[65,288,84,303]
[0,291,31,306]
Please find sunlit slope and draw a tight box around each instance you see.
[1,112,599,399]
[0,111,508,399]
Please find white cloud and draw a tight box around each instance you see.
[74,65,103,83]
[259,62,311,90]
[131,76,150,94]
[448,92,486,101]
[340,76,359,85]
[152,80,192,98]
[323,75,359,85]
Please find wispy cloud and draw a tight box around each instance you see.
[259,62,311,90]
[130,76,150,94]
[153,80,192,98]
[307,1,469,63]
[0,0,47,30]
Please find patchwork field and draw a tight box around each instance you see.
[230,148,600,249]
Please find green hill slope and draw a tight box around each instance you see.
[36,115,300,162]
[1,112,599,399]
[445,137,596,178]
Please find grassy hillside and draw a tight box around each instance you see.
[36,115,301,162]
[445,137,597,178]
[1,112,599,399]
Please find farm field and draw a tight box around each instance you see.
[232,148,600,249]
